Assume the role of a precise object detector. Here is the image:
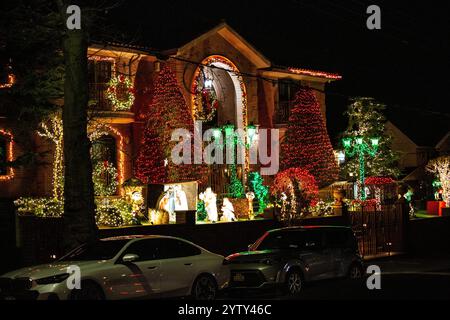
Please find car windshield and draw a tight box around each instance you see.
[59,240,129,261]
[253,231,304,250]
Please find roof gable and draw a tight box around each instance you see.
[177,22,271,69]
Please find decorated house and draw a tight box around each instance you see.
[1,23,341,226]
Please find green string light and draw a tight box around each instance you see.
[342,137,379,200]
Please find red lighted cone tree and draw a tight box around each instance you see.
[281,87,338,187]
[135,63,207,184]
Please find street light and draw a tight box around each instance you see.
[342,137,380,200]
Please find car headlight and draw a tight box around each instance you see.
[35,273,70,285]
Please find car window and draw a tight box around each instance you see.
[59,240,129,261]
[326,229,349,248]
[303,230,323,250]
[256,231,304,250]
[159,238,201,259]
[123,239,160,261]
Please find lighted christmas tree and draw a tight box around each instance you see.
[280,87,339,187]
[342,98,400,179]
[135,63,207,184]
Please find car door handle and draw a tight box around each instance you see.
[184,263,192,266]
[147,266,157,270]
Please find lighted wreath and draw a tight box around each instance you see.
[192,80,219,122]
[106,75,135,111]
[93,161,118,196]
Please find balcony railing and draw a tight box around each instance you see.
[89,82,113,111]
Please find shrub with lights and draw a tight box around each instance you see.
[271,168,319,222]
[248,172,269,214]
[92,161,118,197]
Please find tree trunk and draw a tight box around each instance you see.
[61,25,97,250]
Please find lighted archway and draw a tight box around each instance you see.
[88,123,126,193]
[191,55,248,130]
[190,55,250,190]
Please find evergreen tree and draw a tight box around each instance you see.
[135,63,207,184]
[342,98,400,178]
[280,87,338,187]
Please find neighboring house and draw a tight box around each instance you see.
[436,131,450,156]
[0,22,341,199]
[385,120,435,171]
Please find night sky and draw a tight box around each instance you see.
[106,0,450,145]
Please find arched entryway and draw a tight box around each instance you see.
[191,55,249,195]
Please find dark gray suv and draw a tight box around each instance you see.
[225,226,364,295]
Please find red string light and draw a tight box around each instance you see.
[135,63,208,184]
[364,176,396,185]
[280,87,339,187]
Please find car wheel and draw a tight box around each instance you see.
[348,263,363,280]
[285,269,303,295]
[70,281,105,300]
[192,274,217,300]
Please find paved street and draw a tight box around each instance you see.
[225,254,450,300]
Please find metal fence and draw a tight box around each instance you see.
[350,204,404,257]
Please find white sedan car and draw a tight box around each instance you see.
[0,235,229,300]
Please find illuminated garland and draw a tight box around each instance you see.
[106,75,135,111]
[0,129,14,181]
[93,161,118,197]
[288,67,342,80]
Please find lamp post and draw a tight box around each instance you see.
[211,122,259,192]
[342,137,379,200]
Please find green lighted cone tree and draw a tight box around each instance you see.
[248,172,269,213]
[280,87,338,188]
[342,98,400,179]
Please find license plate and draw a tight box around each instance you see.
[233,273,245,282]
[4,296,16,301]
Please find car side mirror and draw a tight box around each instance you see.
[122,253,139,263]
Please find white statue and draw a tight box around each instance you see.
[221,197,236,222]
[201,187,218,223]
[174,184,189,211]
